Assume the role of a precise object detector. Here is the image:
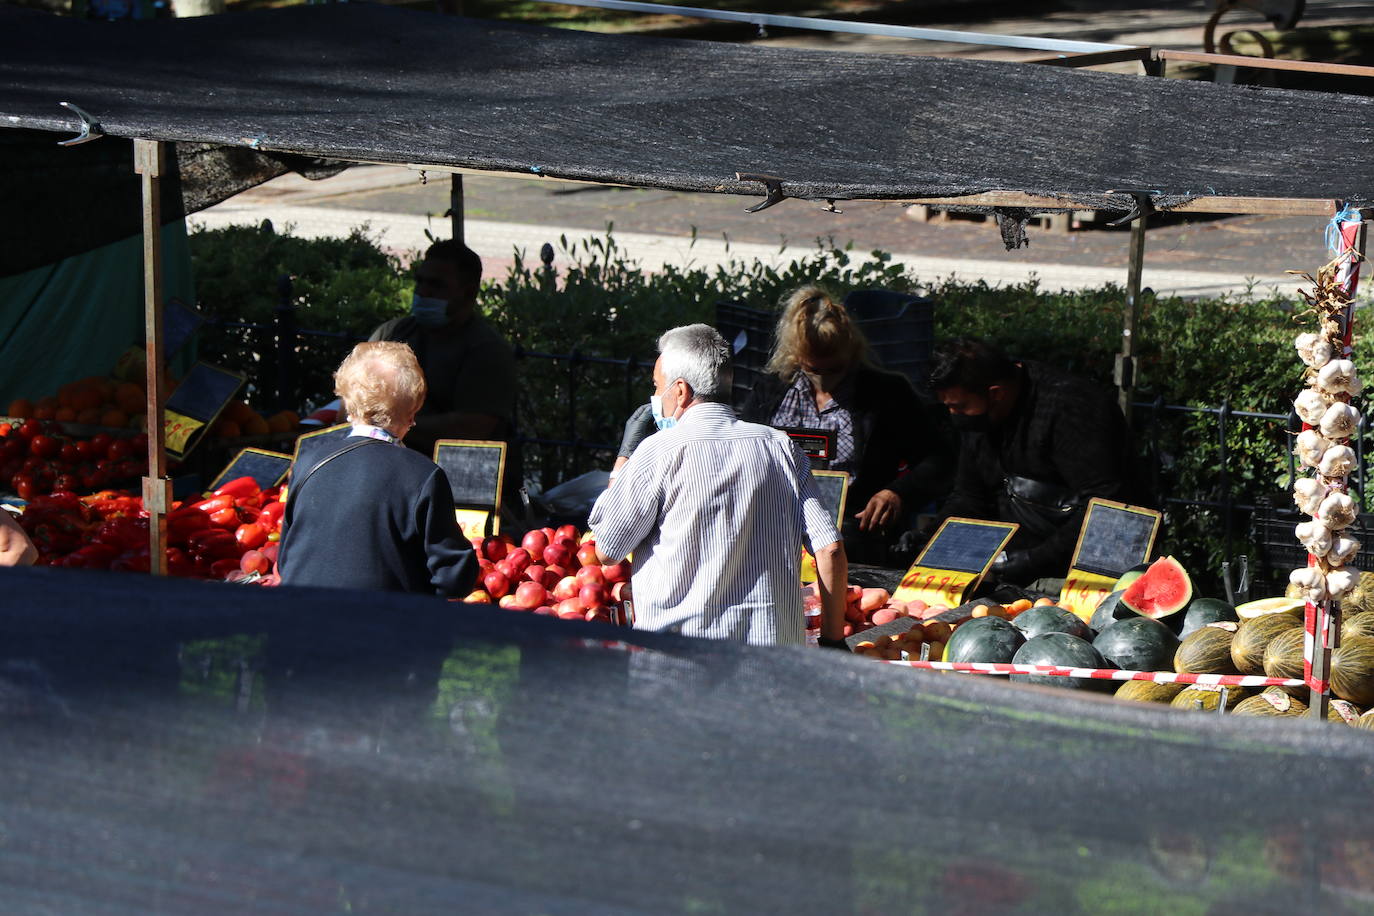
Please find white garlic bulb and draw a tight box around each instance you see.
[1320,491,1358,530]
[1295,520,1333,556]
[1317,359,1363,397]
[1294,477,1329,514]
[1328,536,1361,567]
[1290,566,1328,602]
[1312,339,1335,369]
[1296,333,1319,365]
[1327,568,1358,601]
[1296,429,1331,469]
[1319,402,1361,440]
[1319,445,1357,478]
[1291,390,1324,425]
[1294,388,1331,426]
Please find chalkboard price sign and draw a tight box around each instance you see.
[433,439,507,514]
[210,448,292,493]
[290,423,351,474]
[1067,499,1161,579]
[162,361,244,460]
[892,517,1018,607]
[810,470,849,529]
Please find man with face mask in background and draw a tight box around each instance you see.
[369,240,516,458]
[925,338,1138,587]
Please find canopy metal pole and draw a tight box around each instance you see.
[135,139,171,576]
[1116,215,1147,419]
[450,174,464,246]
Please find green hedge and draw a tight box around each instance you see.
[189,223,1336,585]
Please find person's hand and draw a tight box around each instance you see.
[855,489,903,532]
[618,403,656,460]
[991,549,1035,584]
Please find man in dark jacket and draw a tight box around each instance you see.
[926,338,1137,585]
[278,341,477,597]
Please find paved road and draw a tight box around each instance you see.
[198,165,1339,299]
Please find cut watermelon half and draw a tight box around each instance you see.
[1119,556,1193,619]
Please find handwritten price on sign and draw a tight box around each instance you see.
[163,410,204,456]
[454,508,493,540]
[893,567,976,608]
[1058,571,1117,621]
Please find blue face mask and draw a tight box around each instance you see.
[649,394,676,431]
[411,293,450,328]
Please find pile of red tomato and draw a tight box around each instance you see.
[462,524,631,624]
[1,418,148,500]
[15,475,285,581]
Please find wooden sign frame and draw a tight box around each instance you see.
[162,361,244,461]
[433,437,507,515]
[1059,498,1162,620]
[892,517,1019,608]
[209,447,292,493]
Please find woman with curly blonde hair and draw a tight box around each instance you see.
[741,286,953,563]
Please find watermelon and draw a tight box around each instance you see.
[1177,598,1239,638]
[1115,680,1185,704]
[1093,616,1180,672]
[1120,556,1193,618]
[1089,589,1139,633]
[1174,623,1239,675]
[1010,633,1113,691]
[945,617,1026,665]
[1013,604,1092,641]
[1113,563,1151,592]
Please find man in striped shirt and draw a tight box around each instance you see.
[589,325,848,647]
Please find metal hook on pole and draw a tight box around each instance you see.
[56,101,104,147]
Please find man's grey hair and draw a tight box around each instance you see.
[658,324,732,402]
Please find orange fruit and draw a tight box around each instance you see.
[114,382,144,414]
[54,406,77,422]
[100,409,128,428]
[265,412,294,434]
[76,407,102,425]
[241,414,269,436]
[72,387,105,412]
[36,395,58,413]
[226,400,258,425]
[1034,597,1056,607]
[7,398,33,418]
[33,404,56,420]
[212,419,241,439]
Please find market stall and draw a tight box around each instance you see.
[2,5,1373,713]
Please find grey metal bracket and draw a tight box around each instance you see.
[57,101,103,147]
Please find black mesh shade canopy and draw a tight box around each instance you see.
[1,3,1371,211]
[2,565,1374,913]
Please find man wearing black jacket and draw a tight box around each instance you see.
[927,338,1137,585]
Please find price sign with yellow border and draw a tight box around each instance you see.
[892,517,1018,608]
[161,361,244,461]
[455,508,497,540]
[1058,498,1162,620]
[433,439,507,517]
[801,470,850,584]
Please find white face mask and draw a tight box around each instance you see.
[649,394,676,431]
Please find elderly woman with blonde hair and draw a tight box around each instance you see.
[739,285,953,563]
[277,341,477,596]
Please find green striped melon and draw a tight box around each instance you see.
[1232,687,1307,717]
[1171,684,1251,712]
[1331,636,1374,706]
[1341,611,1374,643]
[1114,680,1185,704]
[1174,623,1239,675]
[1232,615,1301,675]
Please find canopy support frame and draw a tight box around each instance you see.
[135,138,171,576]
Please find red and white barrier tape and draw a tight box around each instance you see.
[880,659,1304,688]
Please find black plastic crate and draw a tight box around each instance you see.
[714,300,776,409]
[843,289,935,393]
[1249,498,1374,591]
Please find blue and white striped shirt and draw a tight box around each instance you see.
[589,402,841,646]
